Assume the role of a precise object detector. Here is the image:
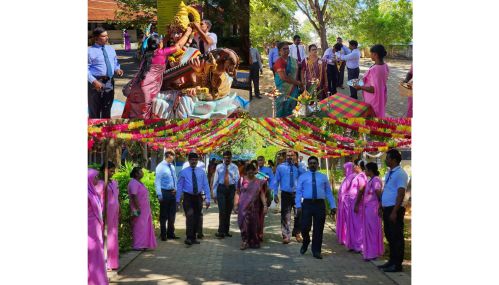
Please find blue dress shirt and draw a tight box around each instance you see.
[271,162,306,196]
[176,167,211,203]
[155,161,177,199]
[259,166,274,184]
[88,44,121,83]
[212,163,240,196]
[341,45,351,55]
[268,47,280,70]
[381,166,408,207]
[295,171,336,209]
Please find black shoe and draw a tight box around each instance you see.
[225,233,233,237]
[377,261,393,269]
[197,234,204,239]
[167,235,180,240]
[192,239,201,244]
[160,236,167,241]
[184,239,193,246]
[300,245,308,255]
[383,265,402,272]
[215,232,225,239]
[313,253,323,259]
[255,95,263,99]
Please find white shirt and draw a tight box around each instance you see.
[289,44,306,63]
[196,32,217,54]
[322,48,339,65]
[340,48,361,69]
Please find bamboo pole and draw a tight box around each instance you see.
[102,139,110,266]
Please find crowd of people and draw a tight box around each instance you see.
[88,148,409,284]
[262,34,412,118]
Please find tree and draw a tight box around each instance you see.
[113,0,157,30]
[348,0,413,46]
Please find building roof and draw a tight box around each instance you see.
[88,0,118,22]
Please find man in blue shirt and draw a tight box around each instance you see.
[212,150,240,238]
[88,27,124,118]
[155,150,178,241]
[340,40,361,99]
[296,156,336,259]
[268,40,280,75]
[378,149,408,272]
[176,152,211,246]
[271,150,306,244]
[257,156,274,183]
[336,37,351,89]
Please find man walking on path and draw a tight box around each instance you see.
[176,153,210,246]
[268,40,280,75]
[378,149,408,272]
[271,150,306,244]
[249,44,263,100]
[155,150,179,241]
[212,151,240,238]
[296,156,336,259]
[336,37,351,89]
[340,40,361,99]
[88,27,124,118]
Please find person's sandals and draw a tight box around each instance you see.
[240,242,249,250]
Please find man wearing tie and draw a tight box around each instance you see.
[272,150,306,244]
[155,150,179,241]
[212,151,240,238]
[289,35,306,80]
[88,27,124,118]
[296,156,337,259]
[176,152,211,246]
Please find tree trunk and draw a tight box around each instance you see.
[115,144,122,169]
[143,143,148,168]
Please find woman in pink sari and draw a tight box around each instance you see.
[345,159,367,252]
[88,169,109,285]
[362,162,384,261]
[234,163,268,250]
[96,162,120,270]
[355,44,389,117]
[122,27,193,118]
[128,167,157,250]
[336,162,356,245]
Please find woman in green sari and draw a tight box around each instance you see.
[272,42,304,117]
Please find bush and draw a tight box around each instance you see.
[101,161,160,252]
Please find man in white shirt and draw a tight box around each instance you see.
[249,44,263,100]
[340,40,361,99]
[289,35,306,79]
[336,37,351,89]
[192,19,217,54]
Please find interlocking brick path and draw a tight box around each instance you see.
[111,204,404,285]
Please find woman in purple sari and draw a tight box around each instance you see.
[362,162,384,260]
[128,167,157,250]
[336,162,356,245]
[96,162,120,270]
[234,163,268,250]
[345,159,367,252]
[302,44,328,100]
[123,30,131,51]
[88,169,109,285]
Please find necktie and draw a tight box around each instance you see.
[168,164,176,189]
[297,46,302,63]
[224,165,230,186]
[289,163,294,190]
[192,168,198,194]
[385,170,394,185]
[312,172,317,199]
[101,46,113,78]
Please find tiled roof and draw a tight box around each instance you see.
[88,0,118,21]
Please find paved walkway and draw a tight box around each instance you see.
[110,204,409,285]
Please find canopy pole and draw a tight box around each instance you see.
[102,140,110,266]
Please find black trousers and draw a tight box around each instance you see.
[88,79,114,118]
[249,62,261,98]
[301,199,326,254]
[183,193,203,240]
[338,61,346,86]
[326,64,339,95]
[197,196,204,236]
[383,206,406,267]
[347,67,360,99]
[217,184,236,234]
[159,190,177,239]
[281,191,301,239]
